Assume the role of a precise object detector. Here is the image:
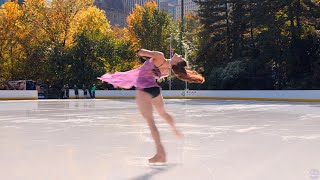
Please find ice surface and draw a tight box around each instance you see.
[0,99,320,180]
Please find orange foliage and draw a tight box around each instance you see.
[126,1,159,50]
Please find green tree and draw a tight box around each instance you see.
[70,31,135,86]
[197,0,232,71]
[196,0,320,90]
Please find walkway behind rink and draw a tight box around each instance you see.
[0,99,319,180]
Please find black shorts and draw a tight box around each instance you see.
[142,87,161,98]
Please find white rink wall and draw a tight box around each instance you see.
[0,90,38,100]
[1,90,320,102]
[96,90,320,102]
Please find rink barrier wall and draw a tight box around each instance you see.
[1,90,320,102]
[0,90,38,100]
[94,90,320,102]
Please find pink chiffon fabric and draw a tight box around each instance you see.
[98,59,160,89]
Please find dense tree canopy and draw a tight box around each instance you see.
[0,0,319,92]
[0,0,136,90]
[197,0,320,90]
[126,1,178,56]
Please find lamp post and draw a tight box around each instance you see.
[169,34,172,90]
[185,50,188,90]
[180,0,184,53]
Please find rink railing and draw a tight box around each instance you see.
[1,90,320,102]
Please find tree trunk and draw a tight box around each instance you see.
[295,0,302,39]
[288,1,296,42]
[225,1,231,60]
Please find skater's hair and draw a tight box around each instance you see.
[172,61,205,84]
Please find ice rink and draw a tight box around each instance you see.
[0,99,320,180]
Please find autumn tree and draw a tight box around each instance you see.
[126,1,177,56]
[69,6,136,86]
[23,0,94,47]
[0,0,137,93]
[0,1,26,81]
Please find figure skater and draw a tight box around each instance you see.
[98,49,204,164]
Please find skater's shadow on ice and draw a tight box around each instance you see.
[130,163,178,180]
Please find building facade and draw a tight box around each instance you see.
[175,0,199,21]
[94,0,127,27]
[160,0,177,20]
[0,0,24,6]
[123,0,160,13]
[0,0,5,6]
[95,0,161,27]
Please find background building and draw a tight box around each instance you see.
[175,0,199,21]
[0,0,5,6]
[1,0,24,6]
[160,0,177,20]
[95,0,161,27]
[123,0,160,13]
[94,0,127,27]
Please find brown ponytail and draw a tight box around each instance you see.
[172,61,205,84]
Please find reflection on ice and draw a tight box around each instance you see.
[234,126,265,133]
[282,135,320,141]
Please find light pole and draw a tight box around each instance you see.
[185,50,188,90]
[180,0,184,53]
[169,34,172,90]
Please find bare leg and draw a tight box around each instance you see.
[136,90,166,163]
[152,94,183,138]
